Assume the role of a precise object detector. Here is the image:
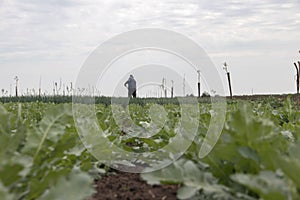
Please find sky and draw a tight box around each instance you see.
[0,0,300,97]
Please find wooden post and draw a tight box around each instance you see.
[198,82,200,98]
[298,61,300,106]
[227,72,233,99]
[171,80,174,98]
[223,62,233,99]
[197,70,201,98]
[14,76,18,97]
[294,62,299,95]
[15,85,18,97]
[298,61,300,91]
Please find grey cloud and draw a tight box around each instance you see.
[1,0,299,54]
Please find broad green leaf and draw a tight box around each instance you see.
[0,105,11,134]
[22,104,72,158]
[0,182,14,200]
[277,140,300,189]
[38,172,94,200]
[25,167,70,200]
[0,105,26,160]
[183,160,203,186]
[278,157,300,190]
[0,99,299,200]
[231,171,291,200]
[0,162,23,186]
[141,159,184,185]
[143,159,233,199]
[237,146,259,163]
[177,185,199,199]
[0,155,32,186]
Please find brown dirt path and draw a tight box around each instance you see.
[89,172,179,200]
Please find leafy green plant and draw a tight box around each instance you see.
[0,97,299,199]
[0,104,96,200]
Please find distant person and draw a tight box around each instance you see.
[124,75,137,98]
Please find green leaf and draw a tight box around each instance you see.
[0,105,26,160]
[38,172,94,200]
[25,167,70,200]
[0,162,23,186]
[183,160,203,186]
[277,140,300,189]
[231,171,291,200]
[22,104,72,158]
[278,157,300,190]
[177,185,199,199]
[0,182,14,200]
[0,105,11,134]
[143,159,233,199]
[141,159,184,185]
[237,146,259,163]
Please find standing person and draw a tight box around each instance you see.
[124,75,137,98]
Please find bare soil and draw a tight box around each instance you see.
[89,172,179,200]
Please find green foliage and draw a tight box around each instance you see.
[0,104,96,200]
[0,182,15,200]
[142,159,253,200]
[277,140,300,191]
[143,98,300,199]
[38,171,94,200]
[0,97,300,199]
[231,171,295,200]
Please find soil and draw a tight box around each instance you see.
[89,171,179,200]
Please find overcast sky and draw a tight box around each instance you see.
[0,0,300,97]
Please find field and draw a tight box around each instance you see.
[0,96,300,200]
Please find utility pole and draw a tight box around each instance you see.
[14,76,19,97]
[171,80,174,98]
[162,78,167,98]
[197,70,201,98]
[294,50,300,96]
[294,62,299,95]
[223,62,233,99]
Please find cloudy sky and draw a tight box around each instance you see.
[0,0,300,97]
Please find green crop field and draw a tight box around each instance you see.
[0,97,300,199]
